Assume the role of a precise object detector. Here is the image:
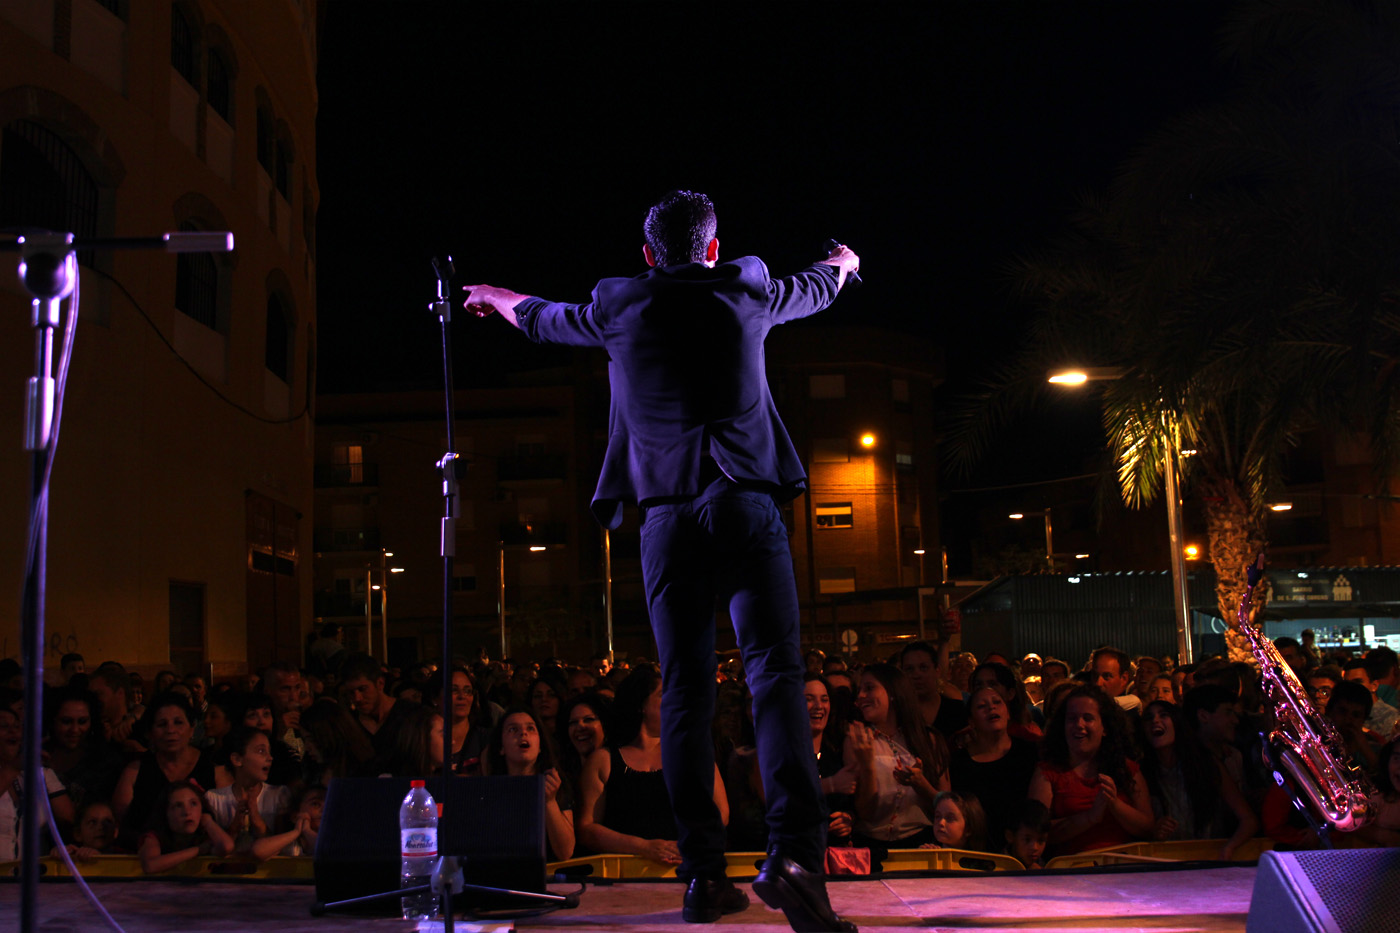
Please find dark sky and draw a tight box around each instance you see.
[315,1,1229,482]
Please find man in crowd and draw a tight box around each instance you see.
[1185,684,1247,792]
[88,665,136,747]
[341,652,412,758]
[1274,637,1309,679]
[59,653,85,684]
[1090,647,1140,714]
[1366,646,1399,708]
[1343,658,1399,740]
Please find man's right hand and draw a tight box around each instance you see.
[822,244,860,289]
[463,284,528,328]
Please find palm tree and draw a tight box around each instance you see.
[950,0,1400,661]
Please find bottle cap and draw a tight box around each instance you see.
[410,780,425,788]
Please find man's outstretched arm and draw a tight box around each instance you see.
[464,283,604,347]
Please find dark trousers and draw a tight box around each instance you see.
[640,477,826,879]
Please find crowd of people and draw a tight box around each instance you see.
[2,623,1399,875]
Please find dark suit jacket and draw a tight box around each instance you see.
[516,256,841,528]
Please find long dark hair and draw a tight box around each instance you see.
[1042,684,1137,795]
[1137,700,1218,836]
[972,662,1034,727]
[859,662,947,781]
[377,705,441,778]
[804,672,847,760]
[555,692,611,785]
[612,664,662,746]
[44,687,103,754]
[144,780,211,853]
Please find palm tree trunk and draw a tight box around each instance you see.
[1201,481,1267,664]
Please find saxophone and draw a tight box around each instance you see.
[1236,555,1375,833]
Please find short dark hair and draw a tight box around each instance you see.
[320,623,341,639]
[60,652,84,668]
[1182,683,1236,725]
[1328,679,1373,717]
[339,653,383,685]
[1274,637,1301,652]
[1008,798,1051,835]
[643,190,716,266]
[1090,646,1131,675]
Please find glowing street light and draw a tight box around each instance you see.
[1269,502,1293,512]
[859,432,876,449]
[1185,544,1201,560]
[1010,508,1055,572]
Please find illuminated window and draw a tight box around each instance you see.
[815,503,853,529]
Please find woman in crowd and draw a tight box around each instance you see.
[1028,684,1154,856]
[1137,700,1257,858]
[0,704,73,860]
[557,692,610,798]
[137,779,234,873]
[846,662,949,863]
[485,708,574,860]
[424,666,491,774]
[949,685,1041,848]
[970,662,1042,740]
[200,695,235,751]
[529,671,568,739]
[43,687,122,810]
[577,665,727,864]
[1146,675,1176,705]
[204,726,293,854]
[807,673,857,845]
[299,698,377,784]
[238,692,276,734]
[113,693,215,846]
[377,705,444,778]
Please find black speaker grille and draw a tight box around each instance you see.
[1293,848,1400,933]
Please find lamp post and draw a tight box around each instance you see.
[366,549,404,663]
[1049,367,1194,664]
[498,541,553,661]
[1009,508,1055,572]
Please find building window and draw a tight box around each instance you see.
[815,503,854,529]
[207,49,231,121]
[170,6,199,86]
[811,437,850,463]
[0,120,99,265]
[174,222,218,329]
[809,374,846,399]
[266,293,290,381]
[332,444,364,484]
[275,135,292,198]
[818,568,857,595]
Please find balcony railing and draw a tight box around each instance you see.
[314,527,382,552]
[315,462,380,488]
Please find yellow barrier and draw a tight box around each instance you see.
[1,855,316,880]
[549,848,1023,878]
[1043,837,1276,869]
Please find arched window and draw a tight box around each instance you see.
[175,220,218,329]
[275,135,291,198]
[0,120,99,264]
[207,48,231,122]
[171,6,199,86]
[265,293,290,382]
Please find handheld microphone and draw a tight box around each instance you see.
[822,238,862,289]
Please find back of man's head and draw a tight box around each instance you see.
[643,190,716,266]
[1182,683,1236,728]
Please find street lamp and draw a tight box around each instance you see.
[498,541,557,660]
[1009,508,1055,572]
[1049,369,1194,664]
[365,548,404,662]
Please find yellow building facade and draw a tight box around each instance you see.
[0,0,318,679]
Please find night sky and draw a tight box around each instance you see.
[316,1,1229,488]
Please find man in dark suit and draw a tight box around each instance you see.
[466,190,858,932]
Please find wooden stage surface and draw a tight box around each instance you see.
[1,865,1257,932]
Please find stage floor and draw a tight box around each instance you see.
[2,866,1257,932]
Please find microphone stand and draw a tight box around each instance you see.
[310,257,577,922]
[1,230,233,933]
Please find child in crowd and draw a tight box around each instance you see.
[926,791,988,851]
[204,727,293,853]
[52,800,122,862]
[1005,799,1051,869]
[138,780,235,873]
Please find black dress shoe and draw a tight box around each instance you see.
[752,852,857,933]
[682,876,750,923]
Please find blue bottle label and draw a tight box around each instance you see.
[401,827,438,859]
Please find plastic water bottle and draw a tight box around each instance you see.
[400,780,438,920]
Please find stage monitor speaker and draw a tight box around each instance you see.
[314,775,545,915]
[1246,848,1400,933]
